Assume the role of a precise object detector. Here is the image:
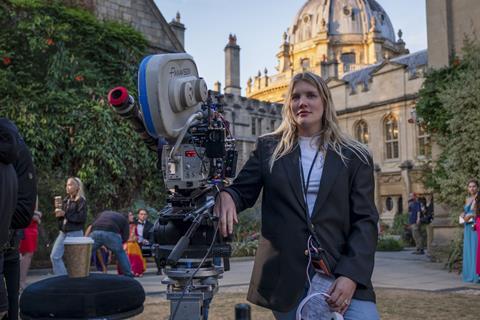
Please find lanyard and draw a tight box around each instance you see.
[298,147,332,276]
[299,149,320,209]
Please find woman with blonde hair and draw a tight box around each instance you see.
[50,177,87,275]
[214,72,379,319]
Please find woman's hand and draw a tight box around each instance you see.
[465,214,474,223]
[327,276,357,314]
[213,191,238,237]
[54,208,65,218]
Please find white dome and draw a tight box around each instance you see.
[290,0,396,44]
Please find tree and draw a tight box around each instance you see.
[416,39,480,214]
[0,0,166,227]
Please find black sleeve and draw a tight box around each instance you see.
[0,163,18,248]
[65,198,87,224]
[121,220,129,243]
[223,138,264,213]
[11,139,37,229]
[334,155,379,288]
[144,222,154,242]
[0,125,18,164]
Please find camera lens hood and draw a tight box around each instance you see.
[138,53,208,140]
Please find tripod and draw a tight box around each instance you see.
[162,258,224,320]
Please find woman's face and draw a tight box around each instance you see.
[128,212,134,223]
[66,179,78,197]
[291,80,324,136]
[468,182,478,195]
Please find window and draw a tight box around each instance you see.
[341,52,356,72]
[257,118,263,135]
[301,58,310,71]
[251,117,256,135]
[384,114,399,159]
[354,120,369,144]
[385,197,393,211]
[417,124,431,158]
[397,196,403,215]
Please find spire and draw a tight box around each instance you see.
[224,34,241,95]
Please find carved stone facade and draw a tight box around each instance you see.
[246,0,409,103]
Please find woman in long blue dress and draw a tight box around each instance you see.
[461,179,479,283]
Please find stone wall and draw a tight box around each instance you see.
[427,0,480,68]
[66,0,183,53]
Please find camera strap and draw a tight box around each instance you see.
[299,148,332,276]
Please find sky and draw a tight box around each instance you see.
[156,0,427,95]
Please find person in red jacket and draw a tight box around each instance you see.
[19,200,42,291]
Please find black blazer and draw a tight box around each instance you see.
[58,197,87,233]
[224,135,378,312]
[141,220,154,243]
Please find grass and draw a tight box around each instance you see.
[134,287,480,320]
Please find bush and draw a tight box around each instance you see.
[377,235,404,251]
[231,207,261,257]
[231,240,258,257]
[445,229,463,273]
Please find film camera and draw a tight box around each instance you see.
[108,53,237,320]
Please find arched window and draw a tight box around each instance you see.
[385,197,393,211]
[384,114,399,159]
[354,120,369,144]
[417,124,431,158]
[301,58,310,71]
[341,52,356,72]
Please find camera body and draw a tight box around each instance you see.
[108,53,237,269]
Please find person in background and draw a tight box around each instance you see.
[136,208,162,275]
[124,212,146,277]
[85,224,110,273]
[0,120,19,319]
[50,177,87,275]
[408,193,424,255]
[136,208,153,248]
[0,118,37,320]
[89,211,132,277]
[19,200,42,291]
[460,179,479,283]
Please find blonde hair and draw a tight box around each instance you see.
[68,177,85,201]
[266,71,370,170]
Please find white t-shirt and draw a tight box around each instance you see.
[298,136,325,217]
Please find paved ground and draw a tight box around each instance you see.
[25,248,480,296]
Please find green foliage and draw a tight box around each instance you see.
[231,239,258,257]
[233,207,261,241]
[391,213,409,235]
[231,207,261,257]
[0,0,165,227]
[376,235,404,251]
[446,229,463,273]
[415,39,480,215]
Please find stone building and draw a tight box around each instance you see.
[221,35,283,168]
[246,0,408,103]
[66,0,184,53]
